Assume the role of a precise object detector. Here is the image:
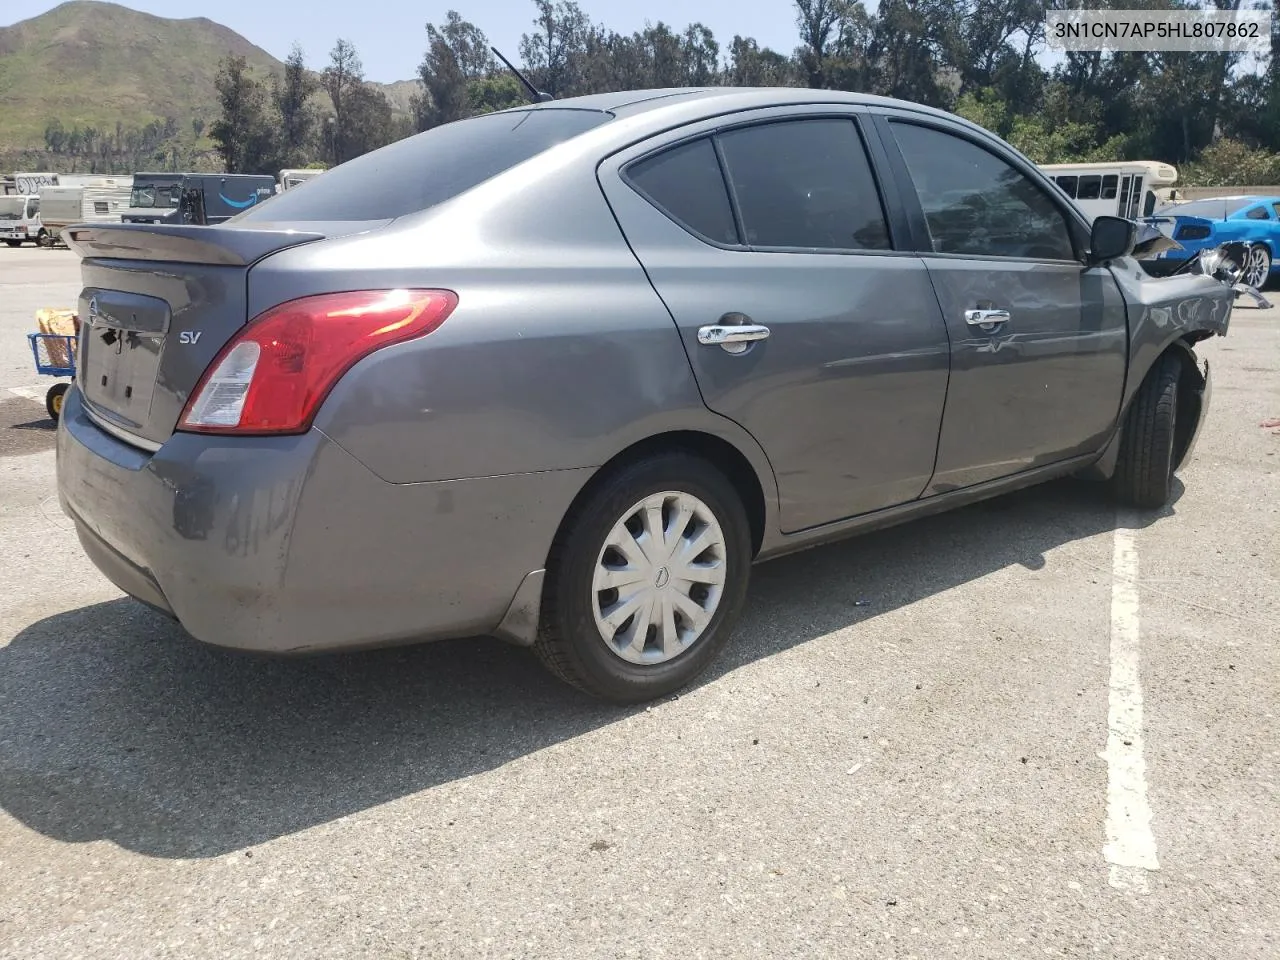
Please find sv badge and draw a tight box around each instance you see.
[179,331,203,345]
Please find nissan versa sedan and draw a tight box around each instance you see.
[56,88,1231,703]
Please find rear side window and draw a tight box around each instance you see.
[718,119,891,250]
[1055,176,1078,198]
[626,138,739,245]
[1101,175,1118,199]
[235,109,612,222]
[1246,205,1270,220]
[1077,175,1101,200]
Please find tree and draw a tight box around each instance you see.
[794,0,846,88]
[210,55,276,173]
[414,14,484,130]
[518,0,589,95]
[273,44,319,167]
[343,83,400,158]
[682,24,720,86]
[323,39,364,164]
[727,35,800,87]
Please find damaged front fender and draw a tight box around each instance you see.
[1078,256,1230,481]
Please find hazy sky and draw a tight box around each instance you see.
[4,0,804,83]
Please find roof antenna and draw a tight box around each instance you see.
[490,46,554,103]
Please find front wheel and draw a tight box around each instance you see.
[1242,243,1272,289]
[534,453,752,703]
[1112,354,1180,509]
[36,229,53,248]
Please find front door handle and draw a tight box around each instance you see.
[964,308,1011,331]
[697,323,771,353]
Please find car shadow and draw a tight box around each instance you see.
[0,478,1180,859]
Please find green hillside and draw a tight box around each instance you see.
[0,1,289,149]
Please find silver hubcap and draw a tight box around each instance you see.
[591,490,728,665]
[1245,247,1270,287]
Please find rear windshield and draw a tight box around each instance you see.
[235,108,612,223]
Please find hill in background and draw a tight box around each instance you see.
[0,0,414,162]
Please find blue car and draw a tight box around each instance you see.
[1144,195,1280,288]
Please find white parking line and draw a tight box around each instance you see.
[1102,520,1160,892]
[7,386,47,405]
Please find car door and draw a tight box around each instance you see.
[597,108,951,533]
[871,113,1129,492]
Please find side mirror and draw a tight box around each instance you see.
[1089,215,1138,265]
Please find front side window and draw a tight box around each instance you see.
[717,119,891,251]
[625,138,738,245]
[890,121,1075,260]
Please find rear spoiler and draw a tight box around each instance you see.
[63,222,324,266]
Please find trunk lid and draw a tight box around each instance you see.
[64,223,324,448]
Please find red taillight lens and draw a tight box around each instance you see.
[178,289,457,435]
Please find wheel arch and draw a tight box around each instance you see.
[1084,336,1207,480]
[555,429,772,561]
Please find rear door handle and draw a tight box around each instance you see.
[964,308,1010,330]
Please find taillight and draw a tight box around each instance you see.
[178,289,457,435]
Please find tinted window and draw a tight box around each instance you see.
[1273,203,1280,218]
[626,138,738,244]
[717,119,890,250]
[1055,176,1078,197]
[890,122,1075,260]
[1101,175,1118,200]
[236,109,612,223]
[1077,175,1101,200]
[1246,205,1270,219]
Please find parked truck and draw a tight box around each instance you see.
[121,172,276,225]
[38,176,133,243]
[0,195,49,247]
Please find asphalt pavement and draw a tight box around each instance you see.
[0,246,1276,959]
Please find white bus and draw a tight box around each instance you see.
[1039,161,1178,220]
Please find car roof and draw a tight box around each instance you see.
[521,86,971,126]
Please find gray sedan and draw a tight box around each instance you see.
[56,88,1230,702]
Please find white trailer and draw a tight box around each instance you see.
[38,176,133,241]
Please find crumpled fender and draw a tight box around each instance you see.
[1080,256,1231,480]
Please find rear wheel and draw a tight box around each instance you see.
[1112,354,1180,509]
[36,229,53,248]
[3,240,20,248]
[45,382,69,422]
[1243,244,1271,289]
[534,453,752,703]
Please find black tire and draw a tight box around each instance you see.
[3,240,20,248]
[36,229,53,248]
[45,382,69,422]
[534,453,752,703]
[1112,354,1180,509]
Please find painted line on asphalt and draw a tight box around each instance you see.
[7,386,46,405]
[1102,519,1160,893]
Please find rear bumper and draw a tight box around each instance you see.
[56,387,589,653]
